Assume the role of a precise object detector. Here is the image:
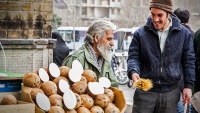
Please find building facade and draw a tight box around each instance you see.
[54,0,200,31]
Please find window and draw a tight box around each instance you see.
[111,9,114,15]
[82,7,87,15]
[82,0,87,3]
[117,8,120,14]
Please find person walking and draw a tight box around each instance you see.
[127,0,195,113]
[174,8,194,39]
[52,32,69,67]
[62,19,118,88]
[174,7,196,113]
[192,28,200,113]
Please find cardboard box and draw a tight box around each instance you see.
[0,70,23,92]
[0,79,22,92]
[0,101,35,113]
[21,84,45,113]
[22,84,127,113]
[0,92,21,101]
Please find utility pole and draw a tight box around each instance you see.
[73,2,76,50]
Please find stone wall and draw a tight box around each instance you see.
[0,0,55,74]
[0,0,52,39]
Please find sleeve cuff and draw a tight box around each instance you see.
[185,83,193,89]
[128,70,138,80]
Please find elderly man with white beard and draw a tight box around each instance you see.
[62,20,118,88]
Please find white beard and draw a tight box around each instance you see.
[97,42,113,62]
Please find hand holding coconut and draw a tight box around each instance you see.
[131,73,153,91]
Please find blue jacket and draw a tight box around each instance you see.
[127,14,195,89]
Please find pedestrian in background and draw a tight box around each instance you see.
[62,19,119,88]
[127,0,195,113]
[174,8,194,39]
[52,32,69,67]
[174,7,196,113]
[192,28,200,113]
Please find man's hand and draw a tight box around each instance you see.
[131,73,140,82]
[182,88,192,104]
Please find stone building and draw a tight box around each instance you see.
[54,0,200,31]
[0,0,56,74]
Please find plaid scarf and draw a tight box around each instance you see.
[88,44,103,72]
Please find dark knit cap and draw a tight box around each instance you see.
[150,0,173,13]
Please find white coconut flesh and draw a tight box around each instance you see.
[38,68,49,82]
[36,93,51,111]
[68,69,82,82]
[88,82,104,95]
[49,63,60,78]
[59,79,70,93]
[99,77,111,88]
[71,60,83,74]
[63,89,77,109]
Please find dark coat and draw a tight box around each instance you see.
[183,24,194,39]
[52,32,69,67]
[127,14,195,89]
[194,28,200,92]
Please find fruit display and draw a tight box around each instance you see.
[22,60,126,113]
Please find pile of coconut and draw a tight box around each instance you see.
[22,60,122,113]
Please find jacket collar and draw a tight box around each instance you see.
[83,44,110,73]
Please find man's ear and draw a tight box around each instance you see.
[94,34,99,43]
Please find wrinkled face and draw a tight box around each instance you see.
[151,8,170,31]
[97,30,114,62]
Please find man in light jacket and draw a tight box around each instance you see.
[62,20,118,88]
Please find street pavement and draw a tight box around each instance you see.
[119,84,135,113]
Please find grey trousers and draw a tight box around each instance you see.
[132,87,180,113]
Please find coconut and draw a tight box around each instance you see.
[59,66,70,78]
[82,70,97,83]
[30,88,44,102]
[71,81,87,94]
[53,76,68,85]
[53,76,69,95]
[48,106,65,113]
[80,94,94,109]
[74,93,82,109]
[49,94,63,107]
[94,94,110,108]
[76,106,90,113]
[40,81,57,97]
[63,89,77,110]
[104,103,120,113]
[90,106,104,113]
[87,82,104,97]
[99,77,111,88]
[80,76,87,83]
[36,93,51,111]
[49,63,60,80]
[38,68,49,82]
[1,94,17,105]
[23,72,40,88]
[68,69,82,83]
[71,60,83,74]
[65,109,77,113]
[104,88,114,102]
